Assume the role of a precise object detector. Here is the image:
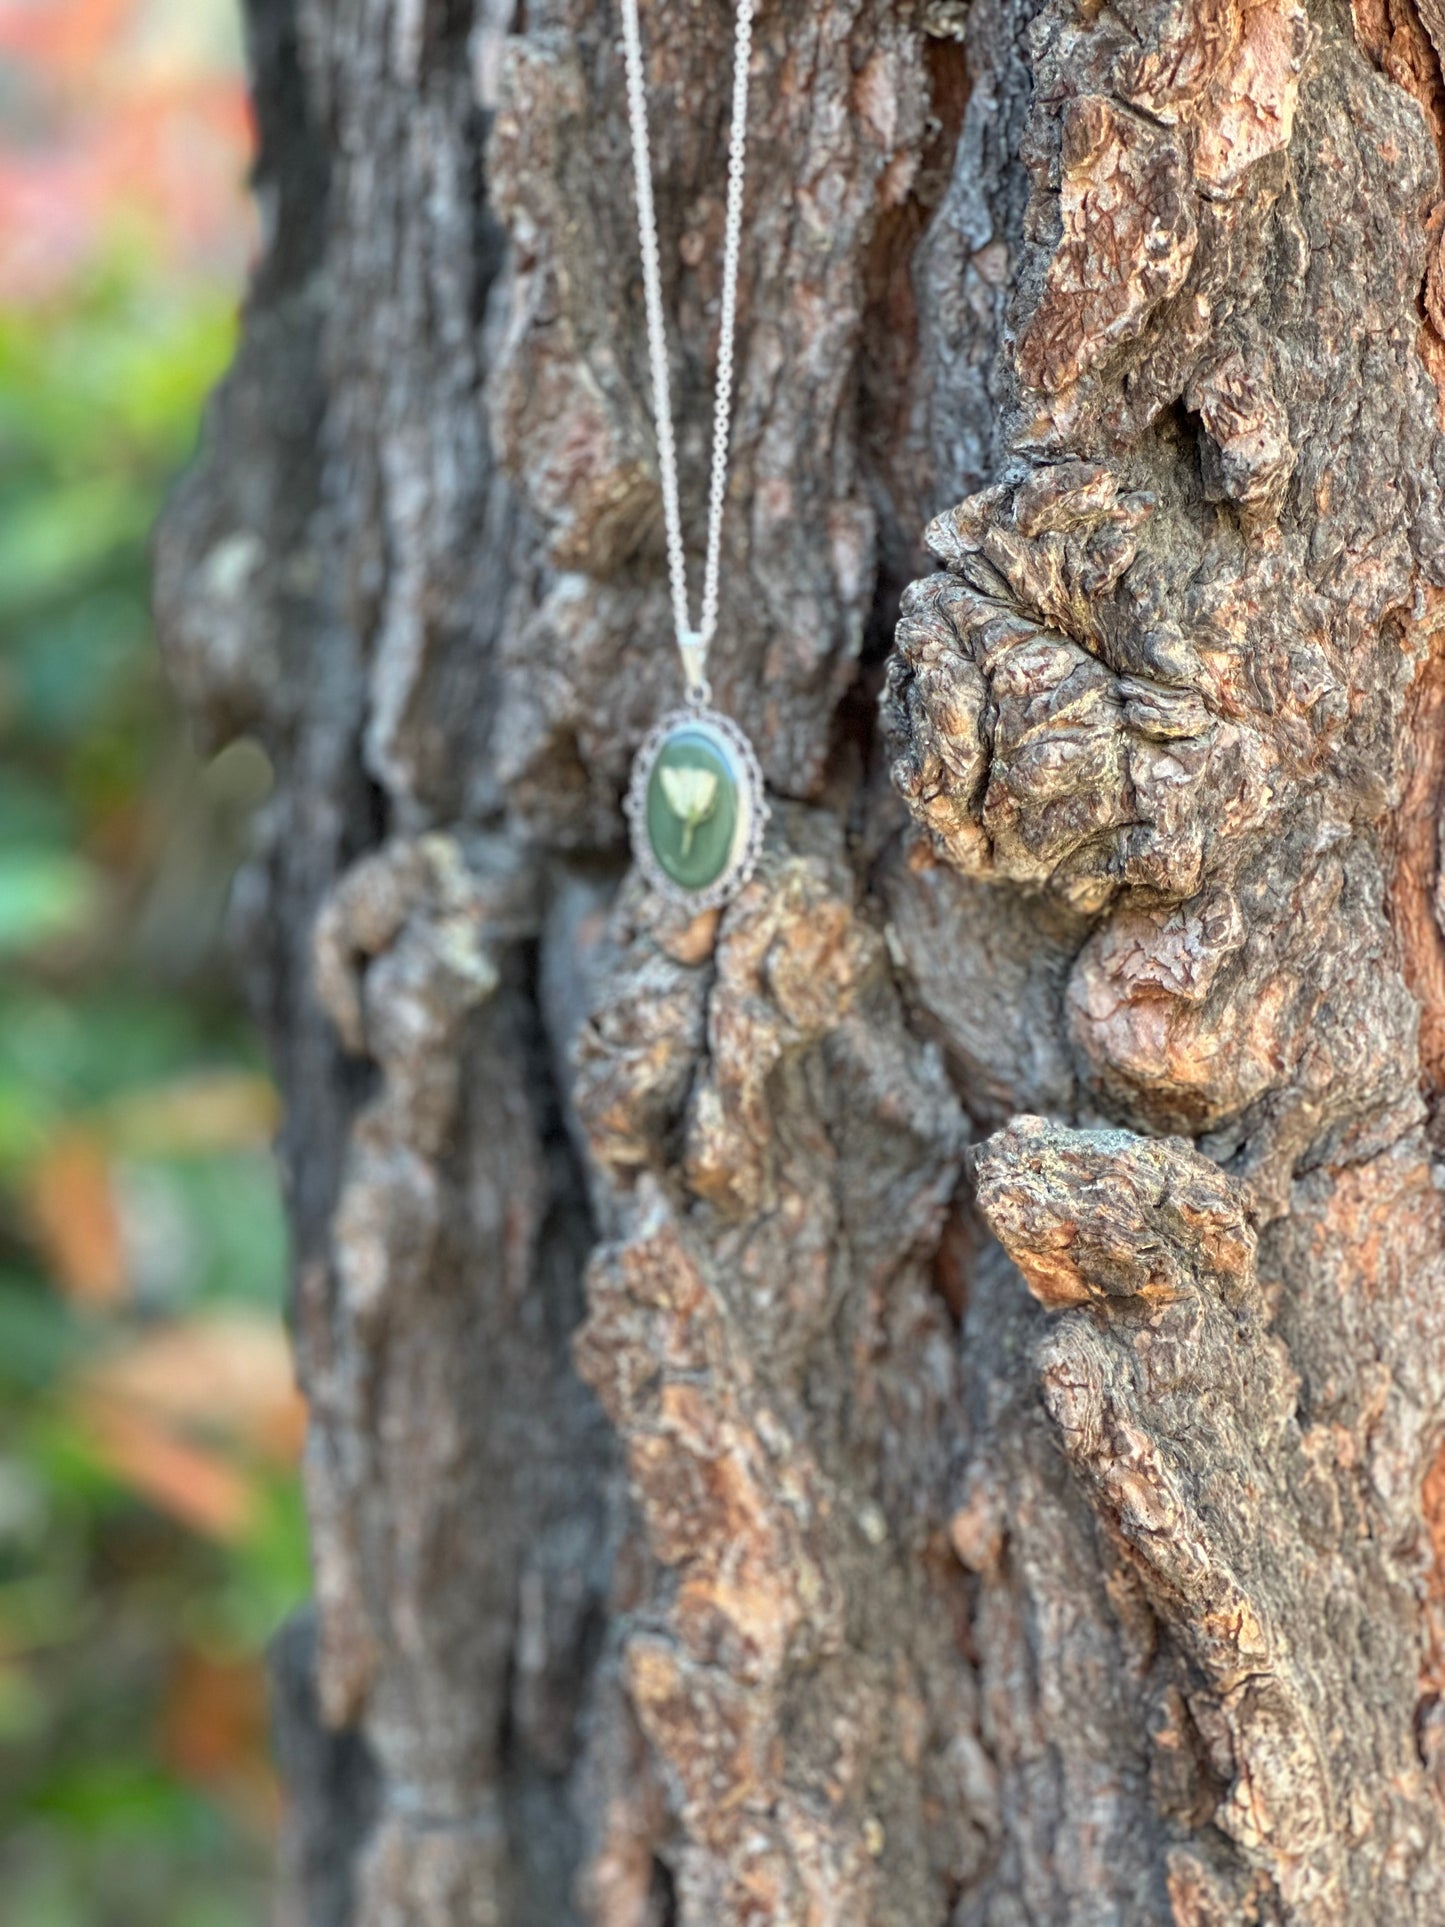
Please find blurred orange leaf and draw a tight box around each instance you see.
[162,1645,276,1825]
[72,1313,305,1541]
[103,1070,281,1156]
[81,1399,256,1540]
[80,1312,306,1465]
[0,0,139,73]
[0,0,255,304]
[28,1127,126,1307]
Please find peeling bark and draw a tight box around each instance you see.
[156,0,1445,1920]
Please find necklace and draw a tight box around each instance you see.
[620,0,769,912]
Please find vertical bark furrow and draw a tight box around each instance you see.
[305,833,613,1923]
[282,2,619,1911]
[162,2,615,1920]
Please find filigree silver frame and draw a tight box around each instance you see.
[626,705,769,911]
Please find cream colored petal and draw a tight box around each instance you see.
[660,766,720,824]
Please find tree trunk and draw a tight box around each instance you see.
[155,0,1445,1919]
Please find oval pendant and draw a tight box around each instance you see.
[626,707,768,910]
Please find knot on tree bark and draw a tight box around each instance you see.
[883,462,1271,920]
[973,1113,1255,1312]
[313,833,533,1072]
[883,421,1425,1199]
[879,0,1438,1208]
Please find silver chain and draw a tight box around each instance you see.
[619,0,755,703]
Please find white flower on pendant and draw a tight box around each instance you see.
[659,765,720,855]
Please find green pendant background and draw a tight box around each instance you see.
[645,727,740,890]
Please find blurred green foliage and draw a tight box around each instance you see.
[0,75,305,1927]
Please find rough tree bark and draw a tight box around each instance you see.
[156,0,1445,1919]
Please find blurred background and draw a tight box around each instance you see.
[0,4,306,1923]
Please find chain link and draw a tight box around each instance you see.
[619,0,755,698]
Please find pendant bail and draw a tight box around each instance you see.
[679,628,709,706]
